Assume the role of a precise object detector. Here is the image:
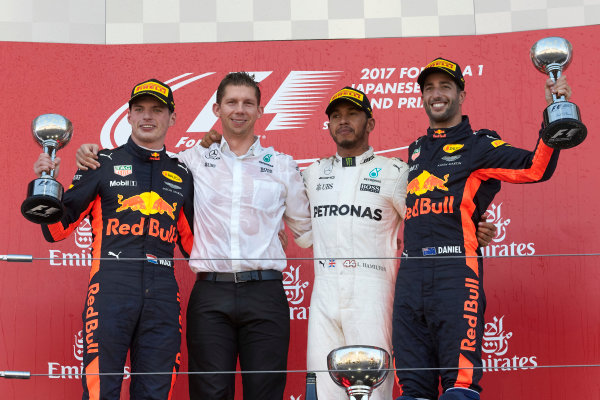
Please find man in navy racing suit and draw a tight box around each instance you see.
[33,79,194,400]
[392,58,570,400]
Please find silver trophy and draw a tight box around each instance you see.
[327,345,390,400]
[21,114,73,224]
[530,36,587,149]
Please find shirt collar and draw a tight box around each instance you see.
[426,116,470,139]
[335,147,375,167]
[219,136,262,157]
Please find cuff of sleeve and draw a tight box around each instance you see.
[294,230,313,248]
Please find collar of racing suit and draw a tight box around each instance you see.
[124,136,168,162]
[335,146,375,167]
[426,115,471,139]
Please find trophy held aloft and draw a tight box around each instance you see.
[21,114,73,224]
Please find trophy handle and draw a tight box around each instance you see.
[544,63,565,103]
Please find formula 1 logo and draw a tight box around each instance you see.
[100,71,343,149]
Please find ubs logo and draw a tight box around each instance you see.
[316,183,334,191]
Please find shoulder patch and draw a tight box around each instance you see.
[491,139,510,148]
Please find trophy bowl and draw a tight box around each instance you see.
[31,113,73,149]
[530,36,572,74]
[327,345,390,400]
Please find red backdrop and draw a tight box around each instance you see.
[1,26,599,399]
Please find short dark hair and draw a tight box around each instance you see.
[216,72,261,105]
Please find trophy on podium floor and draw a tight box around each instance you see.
[531,36,587,149]
[21,114,73,224]
[327,345,390,400]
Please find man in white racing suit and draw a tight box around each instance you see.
[303,87,408,400]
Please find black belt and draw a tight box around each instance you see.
[196,270,282,283]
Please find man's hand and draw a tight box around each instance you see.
[200,129,223,148]
[76,143,100,170]
[476,213,497,247]
[278,230,288,251]
[33,153,61,178]
[545,75,572,106]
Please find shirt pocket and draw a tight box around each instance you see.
[252,179,283,212]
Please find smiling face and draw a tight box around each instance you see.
[421,71,466,129]
[127,95,176,149]
[213,84,263,138]
[328,101,375,156]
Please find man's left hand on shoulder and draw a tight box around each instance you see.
[200,129,222,148]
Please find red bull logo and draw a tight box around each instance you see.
[116,191,177,220]
[106,217,179,243]
[407,171,449,196]
[433,129,446,138]
[84,283,100,355]
[150,152,160,161]
[461,277,480,352]
[405,196,454,221]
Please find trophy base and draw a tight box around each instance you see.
[21,178,64,224]
[542,102,587,149]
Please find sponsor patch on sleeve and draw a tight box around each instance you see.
[491,140,510,148]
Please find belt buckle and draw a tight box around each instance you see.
[234,272,247,284]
